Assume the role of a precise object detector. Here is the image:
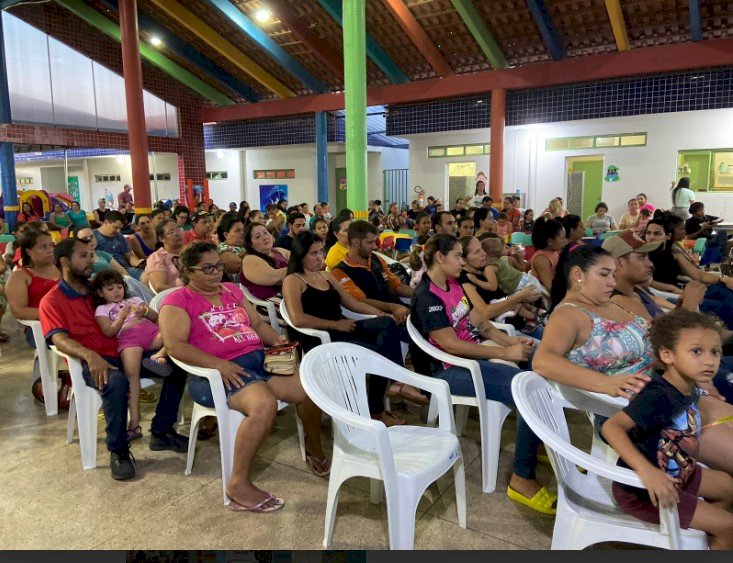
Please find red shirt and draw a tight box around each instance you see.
[183,229,204,246]
[506,208,521,228]
[39,279,119,358]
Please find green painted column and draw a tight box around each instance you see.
[343,0,368,218]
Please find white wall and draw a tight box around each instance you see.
[404,108,733,220]
[205,149,244,205]
[244,145,317,211]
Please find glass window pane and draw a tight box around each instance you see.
[446,146,464,156]
[3,12,53,124]
[484,144,491,154]
[428,147,445,158]
[546,138,569,150]
[465,145,484,155]
[595,136,619,147]
[165,103,179,137]
[569,137,594,149]
[712,151,733,190]
[48,37,96,128]
[143,91,167,136]
[620,134,646,146]
[94,62,127,131]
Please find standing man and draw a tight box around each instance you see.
[117,184,134,210]
[275,212,307,252]
[39,238,188,480]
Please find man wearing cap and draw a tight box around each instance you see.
[182,210,214,246]
[117,184,133,210]
[602,230,705,319]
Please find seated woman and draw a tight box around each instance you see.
[67,201,89,229]
[128,214,157,260]
[586,202,616,235]
[310,216,329,242]
[6,228,61,346]
[144,219,184,294]
[530,217,567,294]
[646,213,733,329]
[217,213,246,278]
[533,245,733,475]
[282,231,406,427]
[159,241,328,512]
[17,201,42,223]
[239,223,289,300]
[47,203,72,235]
[73,226,129,277]
[410,234,555,514]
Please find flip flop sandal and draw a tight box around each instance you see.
[387,382,429,406]
[142,357,173,377]
[372,410,406,427]
[228,493,285,513]
[506,485,557,515]
[305,454,331,477]
[127,425,143,441]
[139,389,157,403]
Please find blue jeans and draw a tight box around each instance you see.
[124,266,144,280]
[437,359,540,480]
[188,350,270,408]
[81,351,187,452]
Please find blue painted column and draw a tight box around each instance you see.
[0,13,18,229]
[315,111,328,204]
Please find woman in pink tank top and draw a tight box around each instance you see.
[530,217,567,292]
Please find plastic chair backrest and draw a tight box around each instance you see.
[150,287,182,312]
[279,299,331,343]
[549,381,627,419]
[374,250,397,265]
[692,238,706,255]
[0,234,15,243]
[381,236,395,249]
[395,238,412,251]
[512,371,685,549]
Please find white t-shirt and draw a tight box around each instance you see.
[673,187,695,208]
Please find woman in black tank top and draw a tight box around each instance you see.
[282,232,407,427]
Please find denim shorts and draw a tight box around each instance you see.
[187,349,270,408]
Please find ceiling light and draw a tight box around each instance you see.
[150,36,162,47]
[255,9,271,23]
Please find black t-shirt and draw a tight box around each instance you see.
[457,270,506,303]
[451,208,468,220]
[649,248,681,285]
[685,214,718,239]
[275,234,294,251]
[618,378,701,492]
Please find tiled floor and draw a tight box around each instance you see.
[0,314,623,550]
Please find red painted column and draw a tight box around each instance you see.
[119,0,151,213]
[489,88,505,202]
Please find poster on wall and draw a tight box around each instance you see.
[259,184,288,211]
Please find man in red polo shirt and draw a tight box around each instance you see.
[182,210,214,245]
[39,238,188,480]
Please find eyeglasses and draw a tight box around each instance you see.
[190,262,225,275]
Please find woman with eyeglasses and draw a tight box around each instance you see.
[282,231,407,427]
[72,226,128,278]
[159,241,328,512]
[143,219,185,294]
[6,228,61,347]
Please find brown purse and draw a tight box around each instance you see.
[263,342,300,376]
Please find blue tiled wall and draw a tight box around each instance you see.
[386,67,733,135]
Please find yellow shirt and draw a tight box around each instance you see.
[325,241,348,271]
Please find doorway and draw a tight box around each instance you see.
[447,161,477,208]
[566,156,604,220]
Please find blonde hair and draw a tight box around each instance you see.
[548,198,563,216]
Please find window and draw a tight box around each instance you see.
[94,174,122,182]
[678,149,733,192]
[206,171,229,180]
[149,173,171,181]
[546,132,646,151]
[428,143,490,158]
[253,169,295,179]
[16,177,33,185]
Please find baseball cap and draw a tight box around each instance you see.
[191,210,212,221]
[602,230,661,258]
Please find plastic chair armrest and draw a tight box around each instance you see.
[341,307,377,321]
[388,366,455,433]
[489,321,517,337]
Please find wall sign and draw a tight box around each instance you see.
[259,184,288,211]
[254,169,295,180]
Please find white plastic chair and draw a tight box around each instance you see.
[18,319,60,416]
[300,342,466,550]
[512,372,708,550]
[147,280,159,295]
[279,300,377,343]
[168,356,305,505]
[406,316,512,494]
[238,284,282,334]
[51,346,103,469]
[149,286,181,312]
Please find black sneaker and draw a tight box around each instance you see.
[110,449,136,480]
[149,428,189,453]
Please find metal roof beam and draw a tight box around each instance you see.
[689,0,702,42]
[199,37,733,122]
[206,0,327,93]
[451,0,507,69]
[55,0,234,105]
[261,0,344,79]
[317,0,409,84]
[525,0,565,60]
[381,0,452,77]
[604,0,630,51]
[149,0,294,98]
[100,0,260,102]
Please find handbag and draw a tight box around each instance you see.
[263,342,300,375]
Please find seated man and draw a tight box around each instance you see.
[275,211,306,252]
[182,211,214,245]
[39,238,188,480]
[93,211,144,280]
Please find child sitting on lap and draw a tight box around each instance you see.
[93,270,171,441]
[602,310,733,550]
